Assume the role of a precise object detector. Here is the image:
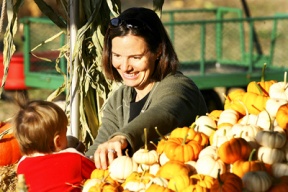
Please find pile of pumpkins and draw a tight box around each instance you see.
[0,122,22,167]
[82,71,288,192]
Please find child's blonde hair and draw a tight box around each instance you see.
[13,99,68,155]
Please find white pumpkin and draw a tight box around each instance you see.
[271,163,288,178]
[256,110,275,131]
[195,154,226,178]
[255,129,286,149]
[242,171,272,192]
[194,115,217,137]
[269,72,288,101]
[109,154,138,183]
[211,126,233,147]
[217,109,240,126]
[257,146,285,164]
[265,98,287,118]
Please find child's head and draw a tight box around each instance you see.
[12,99,68,155]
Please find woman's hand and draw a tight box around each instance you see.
[94,135,128,169]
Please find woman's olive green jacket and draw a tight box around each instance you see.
[85,71,207,156]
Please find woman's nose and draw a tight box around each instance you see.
[120,58,131,71]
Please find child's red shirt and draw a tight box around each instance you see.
[17,148,95,192]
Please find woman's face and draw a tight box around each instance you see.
[111,34,158,91]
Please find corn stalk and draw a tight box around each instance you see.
[0,0,164,146]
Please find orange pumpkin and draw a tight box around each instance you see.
[210,170,243,192]
[190,174,215,189]
[267,175,288,192]
[276,103,288,130]
[247,64,277,96]
[182,184,209,192]
[156,160,190,180]
[224,89,246,116]
[163,137,202,162]
[241,92,269,115]
[0,122,22,166]
[207,110,223,122]
[170,125,209,147]
[218,137,252,164]
[146,184,173,192]
[232,149,269,178]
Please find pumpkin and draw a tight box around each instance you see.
[247,63,277,96]
[167,174,191,191]
[255,129,286,149]
[194,115,217,137]
[241,91,269,115]
[232,149,269,178]
[190,174,215,189]
[267,175,288,192]
[271,163,288,178]
[217,109,240,127]
[170,124,209,147]
[257,146,285,164]
[210,126,233,147]
[163,136,202,162]
[207,110,223,122]
[218,137,252,164]
[90,169,110,180]
[210,170,243,192]
[146,183,173,192]
[155,127,169,154]
[242,171,273,192]
[224,88,246,116]
[109,149,138,183]
[265,98,287,118]
[0,122,22,166]
[133,128,159,165]
[269,71,288,101]
[182,184,209,192]
[276,103,288,130]
[88,182,122,192]
[195,153,226,179]
[156,160,190,180]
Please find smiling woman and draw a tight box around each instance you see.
[85,7,208,170]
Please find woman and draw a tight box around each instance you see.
[86,7,207,169]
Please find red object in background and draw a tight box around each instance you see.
[0,53,27,90]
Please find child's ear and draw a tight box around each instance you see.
[53,135,63,152]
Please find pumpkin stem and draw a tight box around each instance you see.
[254,81,263,95]
[238,100,249,125]
[149,141,158,149]
[182,133,189,145]
[190,122,196,129]
[217,169,224,187]
[263,108,273,132]
[144,128,148,151]
[261,63,267,82]
[0,127,12,140]
[284,71,288,90]
[248,149,256,161]
[251,105,261,113]
[154,127,168,140]
[204,124,217,131]
[125,149,129,157]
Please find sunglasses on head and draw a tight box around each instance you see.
[110,18,150,30]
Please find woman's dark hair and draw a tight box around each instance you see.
[102,7,179,82]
